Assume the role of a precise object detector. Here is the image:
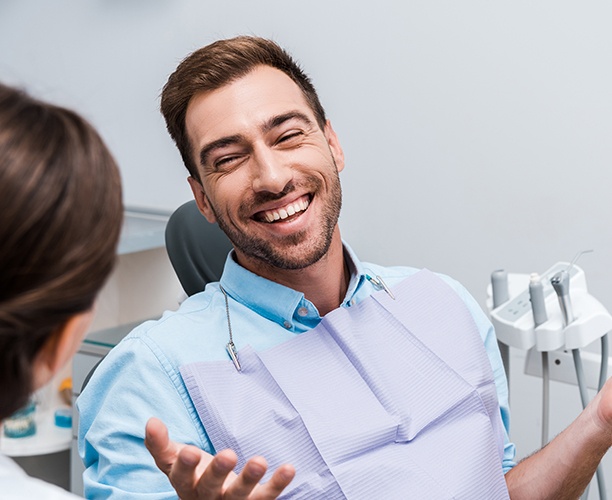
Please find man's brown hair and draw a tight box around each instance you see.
[161,36,327,181]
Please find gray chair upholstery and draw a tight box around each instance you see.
[165,200,233,296]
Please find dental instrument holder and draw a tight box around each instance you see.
[488,262,611,500]
[488,262,612,353]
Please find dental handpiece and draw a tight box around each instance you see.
[550,270,574,326]
[529,273,548,327]
[491,269,509,308]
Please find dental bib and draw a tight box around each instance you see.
[181,270,509,499]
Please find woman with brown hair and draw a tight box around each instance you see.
[0,82,123,498]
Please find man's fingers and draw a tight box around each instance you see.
[145,417,177,473]
[224,459,295,500]
[145,424,293,500]
[253,464,295,499]
[222,456,268,499]
[194,448,239,497]
[167,446,209,500]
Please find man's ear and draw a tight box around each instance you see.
[32,309,94,390]
[324,121,345,173]
[188,176,217,223]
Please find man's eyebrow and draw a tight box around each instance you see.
[262,111,314,133]
[199,135,242,167]
[198,112,314,167]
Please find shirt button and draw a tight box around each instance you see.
[297,307,308,317]
[283,321,292,329]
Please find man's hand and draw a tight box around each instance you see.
[506,375,612,499]
[145,417,295,499]
[593,374,612,435]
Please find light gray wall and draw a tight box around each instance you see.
[2,1,612,493]
[2,1,611,304]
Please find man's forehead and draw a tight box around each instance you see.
[185,65,314,139]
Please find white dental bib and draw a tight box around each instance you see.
[181,270,509,499]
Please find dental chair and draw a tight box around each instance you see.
[164,200,233,296]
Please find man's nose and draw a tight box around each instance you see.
[250,147,293,194]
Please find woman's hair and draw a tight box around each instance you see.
[160,36,327,182]
[0,83,123,420]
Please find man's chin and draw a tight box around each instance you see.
[247,242,330,271]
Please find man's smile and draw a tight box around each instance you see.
[254,194,311,223]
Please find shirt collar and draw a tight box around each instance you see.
[219,242,370,328]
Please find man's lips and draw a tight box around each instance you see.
[254,194,311,223]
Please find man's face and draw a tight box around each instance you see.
[185,65,345,273]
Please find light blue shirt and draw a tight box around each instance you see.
[78,244,515,498]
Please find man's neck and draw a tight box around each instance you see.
[236,229,348,317]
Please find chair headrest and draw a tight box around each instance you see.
[165,200,233,296]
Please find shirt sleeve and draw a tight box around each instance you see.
[77,333,211,499]
[438,274,517,473]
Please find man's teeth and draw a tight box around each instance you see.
[264,199,309,223]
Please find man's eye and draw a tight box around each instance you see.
[214,155,241,169]
[277,131,303,144]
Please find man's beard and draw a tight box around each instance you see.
[210,170,342,270]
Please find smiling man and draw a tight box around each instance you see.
[78,37,612,499]
[184,65,346,317]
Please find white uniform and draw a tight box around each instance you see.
[0,453,80,500]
